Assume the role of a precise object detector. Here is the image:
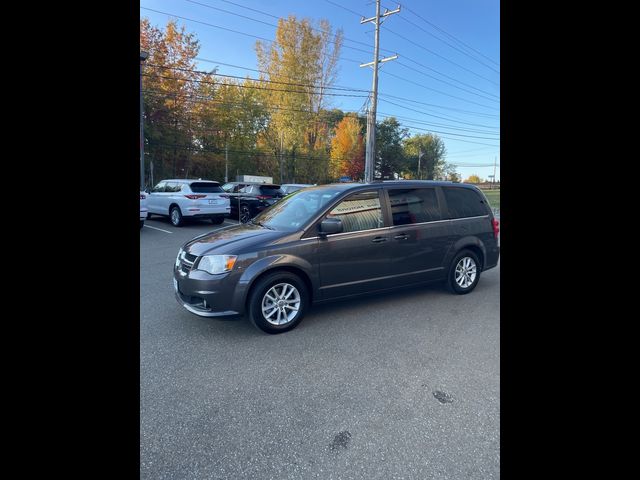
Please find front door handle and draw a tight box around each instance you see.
[394,233,409,240]
[371,236,387,243]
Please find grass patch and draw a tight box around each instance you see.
[482,189,500,210]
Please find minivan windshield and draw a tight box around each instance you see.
[252,187,344,231]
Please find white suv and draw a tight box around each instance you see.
[146,179,230,227]
[140,191,148,229]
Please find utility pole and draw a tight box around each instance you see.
[225,141,229,183]
[493,156,497,189]
[279,131,284,184]
[360,1,400,183]
[418,148,424,180]
[140,51,149,190]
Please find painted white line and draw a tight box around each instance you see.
[144,224,173,234]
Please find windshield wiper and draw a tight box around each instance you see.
[251,219,274,230]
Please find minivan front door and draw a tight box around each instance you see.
[314,189,393,300]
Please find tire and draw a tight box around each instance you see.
[247,272,309,334]
[211,216,225,225]
[240,204,251,224]
[446,249,481,294]
[140,220,144,229]
[170,206,184,227]
[146,213,152,219]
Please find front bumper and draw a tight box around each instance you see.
[173,267,241,318]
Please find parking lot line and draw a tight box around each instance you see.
[144,224,173,234]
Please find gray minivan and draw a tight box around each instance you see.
[174,181,500,334]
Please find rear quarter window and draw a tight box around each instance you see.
[443,187,490,218]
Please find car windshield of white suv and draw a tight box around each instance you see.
[252,187,342,231]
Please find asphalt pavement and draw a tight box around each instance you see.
[140,216,500,479]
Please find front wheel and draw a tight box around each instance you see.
[248,272,309,334]
[446,249,481,294]
[211,216,225,225]
[170,206,184,227]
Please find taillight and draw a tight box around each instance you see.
[491,218,500,238]
[140,194,146,200]
[184,194,206,199]
[256,195,269,200]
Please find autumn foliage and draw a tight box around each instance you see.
[330,115,365,180]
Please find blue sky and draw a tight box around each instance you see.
[140,0,500,181]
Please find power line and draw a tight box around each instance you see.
[379,99,499,128]
[384,3,499,74]
[145,63,371,93]
[142,72,370,97]
[322,0,499,86]
[376,111,499,134]
[184,0,373,55]
[400,56,498,98]
[398,122,500,140]
[190,57,501,118]
[140,7,363,64]
[182,0,500,101]
[186,0,376,51]
[380,70,499,110]
[384,27,499,87]
[144,90,499,136]
[143,5,502,114]
[395,60,499,101]
[378,93,500,118]
[322,0,364,17]
[399,2,500,68]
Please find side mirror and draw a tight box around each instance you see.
[319,217,343,236]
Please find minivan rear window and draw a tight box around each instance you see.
[190,182,223,193]
[443,187,489,218]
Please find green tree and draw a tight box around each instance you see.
[402,133,447,180]
[375,117,408,180]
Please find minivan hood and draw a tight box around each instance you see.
[183,223,287,256]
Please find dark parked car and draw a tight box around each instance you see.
[174,181,500,334]
[227,183,284,223]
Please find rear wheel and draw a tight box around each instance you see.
[211,216,225,225]
[248,272,309,334]
[170,206,184,227]
[146,213,152,219]
[446,249,481,294]
[240,204,251,224]
[140,220,144,229]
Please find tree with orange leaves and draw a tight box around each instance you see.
[330,114,365,180]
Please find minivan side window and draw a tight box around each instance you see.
[443,187,488,218]
[388,188,441,226]
[152,182,167,193]
[326,190,383,233]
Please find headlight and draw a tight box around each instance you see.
[196,255,237,275]
[175,248,183,268]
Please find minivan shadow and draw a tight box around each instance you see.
[193,281,447,337]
